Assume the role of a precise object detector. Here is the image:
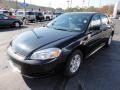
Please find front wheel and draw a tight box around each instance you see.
[105,35,113,47]
[64,50,83,77]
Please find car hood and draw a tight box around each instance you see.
[11,27,79,56]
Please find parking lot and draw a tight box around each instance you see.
[0,19,120,90]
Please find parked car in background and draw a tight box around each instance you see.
[0,14,23,28]
[43,11,54,21]
[35,12,44,22]
[7,12,115,77]
[53,12,63,18]
[15,11,25,20]
[16,11,36,22]
[0,10,9,16]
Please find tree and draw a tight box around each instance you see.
[100,5,114,15]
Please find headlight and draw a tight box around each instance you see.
[30,48,61,60]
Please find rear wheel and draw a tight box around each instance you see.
[14,22,20,28]
[64,50,83,77]
[105,35,113,47]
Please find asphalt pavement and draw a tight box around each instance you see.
[0,20,120,90]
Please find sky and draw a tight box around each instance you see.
[15,0,117,9]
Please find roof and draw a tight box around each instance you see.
[65,12,102,15]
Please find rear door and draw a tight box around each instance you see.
[100,14,112,42]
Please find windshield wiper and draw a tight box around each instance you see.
[53,27,68,31]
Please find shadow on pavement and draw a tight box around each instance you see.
[0,26,28,32]
[21,40,120,90]
[23,75,83,90]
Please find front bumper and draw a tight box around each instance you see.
[7,46,64,77]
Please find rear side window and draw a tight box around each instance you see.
[100,14,109,25]
[90,14,101,27]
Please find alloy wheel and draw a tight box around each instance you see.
[69,54,81,73]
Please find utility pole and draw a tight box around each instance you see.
[82,0,85,8]
[70,0,72,8]
[88,0,90,7]
[67,0,70,8]
[30,0,31,4]
[24,0,26,12]
[0,0,3,9]
[49,1,51,7]
[23,0,26,12]
[23,0,27,24]
[16,0,18,9]
[8,0,12,9]
[99,0,101,8]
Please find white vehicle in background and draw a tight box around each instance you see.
[43,11,54,21]
[0,10,9,16]
[16,11,36,22]
[113,0,120,19]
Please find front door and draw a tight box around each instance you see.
[85,14,103,55]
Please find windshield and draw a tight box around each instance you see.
[47,13,91,32]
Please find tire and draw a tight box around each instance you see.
[14,22,20,28]
[64,50,83,77]
[30,20,34,23]
[105,35,113,47]
[46,17,50,21]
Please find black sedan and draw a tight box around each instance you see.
[0,14,23,28]
[7,12,114,77]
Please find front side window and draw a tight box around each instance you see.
[90,14,101,27]
[47,13,91,32]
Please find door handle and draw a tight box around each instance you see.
[80,34,91,44]
[84,34,91,40]
[102,25,111,31]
